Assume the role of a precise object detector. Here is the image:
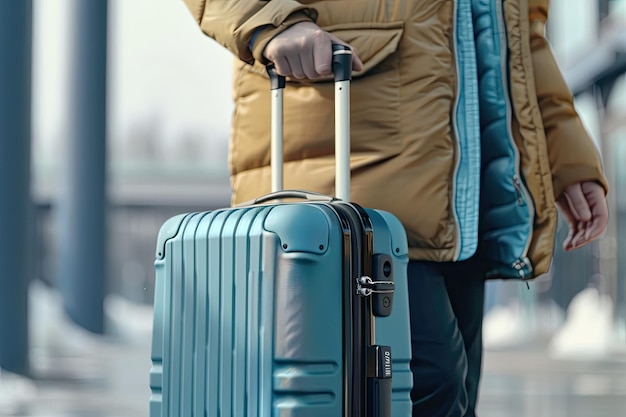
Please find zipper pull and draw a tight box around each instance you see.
[512,176,525,205]
[512,258,531,279]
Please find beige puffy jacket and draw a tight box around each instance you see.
[183,0,607,279]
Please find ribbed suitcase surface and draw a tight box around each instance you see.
[150,203,412,417]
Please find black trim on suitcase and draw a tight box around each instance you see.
[338,203,394,417]
[325,203,392,417]
[329,204,357,417]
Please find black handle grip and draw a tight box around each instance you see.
[332,44,352,82]
[267,64,286,90]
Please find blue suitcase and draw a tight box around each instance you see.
[150,47,413,417]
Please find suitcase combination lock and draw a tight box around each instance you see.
[356,254,395,317]
[356,254,396,316]
[356,276,394,318]
[356,276,394,297]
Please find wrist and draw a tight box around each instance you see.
[249,25,271,52]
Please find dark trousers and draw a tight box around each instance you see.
[408,259,486,417]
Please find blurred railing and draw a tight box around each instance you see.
[33,181,231,305]
[31,178,626,325]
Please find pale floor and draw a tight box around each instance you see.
[2,287,625,417]
[3,338,626,417]
[480,349,626,417]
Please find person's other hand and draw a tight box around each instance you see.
[262,22,363,80]
[556,181,608,251]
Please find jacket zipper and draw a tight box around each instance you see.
[451,0,481,262]
[451,0,462,262]
[496,0,535,279]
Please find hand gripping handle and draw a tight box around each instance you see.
[265,44,353,200]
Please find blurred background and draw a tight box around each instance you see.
[1,0,625,416]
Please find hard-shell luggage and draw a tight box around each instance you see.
[150,46,413,417]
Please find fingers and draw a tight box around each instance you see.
[556,181,609,251]
[265,25,329,79]
[352,53,364,72]
[270,42,307,79]
[556,194,579,251]
[563,183,592,222]
[272,55,292,78]
[287,54,306,80]
[581,181,609,242]
[559,184,591,251]
[311,32,332,76]
[327,33,363,72]
[287,29,329,79]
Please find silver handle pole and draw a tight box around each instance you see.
[267,66,285,192]
[332,45,352,201]
[271,88,284,192]
[335,79,350,201]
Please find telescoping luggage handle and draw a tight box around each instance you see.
[266,44,353,201]
[268,48,395,417]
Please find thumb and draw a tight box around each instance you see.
[563,183,592,222]
[327,33,363,71]
[556,194,579,251]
